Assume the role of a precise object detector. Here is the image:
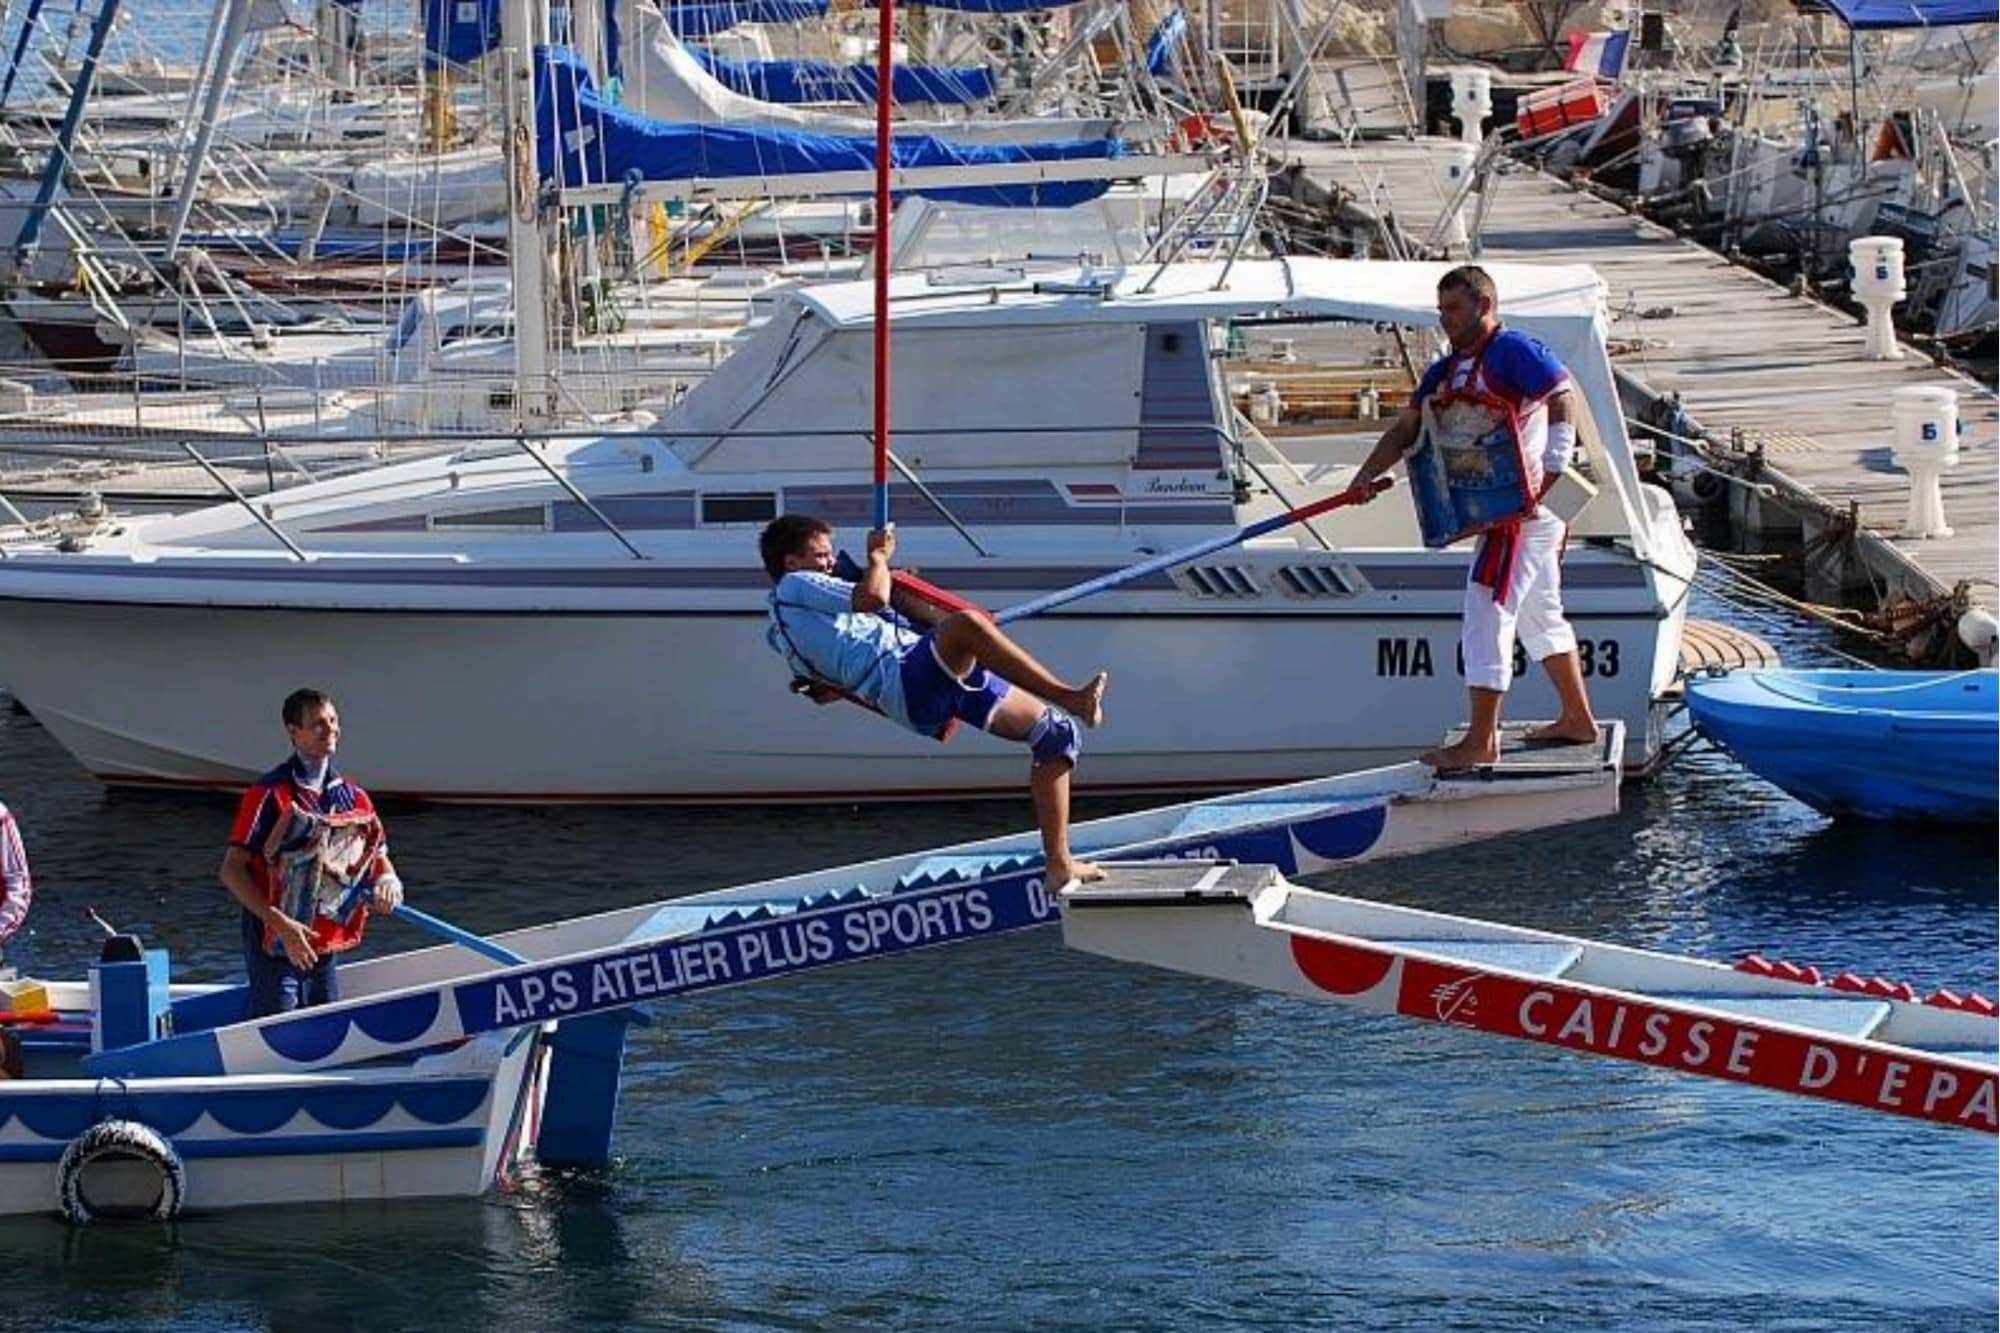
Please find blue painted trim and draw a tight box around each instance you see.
[0,1126,483,1165]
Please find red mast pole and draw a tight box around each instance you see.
[870,0,895,533]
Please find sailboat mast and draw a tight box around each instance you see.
[871,0,895,532]
[502,0,554,428]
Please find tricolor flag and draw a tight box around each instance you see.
[1564,29,1631,80]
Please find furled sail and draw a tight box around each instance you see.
[687,45,996,108]
[538,43,1125,206]
[620,3,1116,145]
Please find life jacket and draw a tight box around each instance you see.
[259,802,388,957]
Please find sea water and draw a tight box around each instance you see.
[0,592,1990,1332]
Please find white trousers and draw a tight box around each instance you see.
[1462,510,1577,693]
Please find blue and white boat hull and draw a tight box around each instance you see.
[1687,669,1998,822]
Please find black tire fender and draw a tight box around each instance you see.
[56,1119,186,1224]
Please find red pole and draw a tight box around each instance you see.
[870,0,895,532]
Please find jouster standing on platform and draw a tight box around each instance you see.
[220,689,404,1017]
[1349,265,1599,770]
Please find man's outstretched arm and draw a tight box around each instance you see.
[1351,403,1423,492]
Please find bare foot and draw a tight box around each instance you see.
[1526,719,1598,745]
[1419,740,1500,774]
[1068,672,1108,729]
[1048,860,1106,887]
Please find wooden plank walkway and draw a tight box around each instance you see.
[1285,137,1998,611]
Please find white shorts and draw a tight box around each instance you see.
[1461,511,1578,693]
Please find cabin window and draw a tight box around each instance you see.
[487,389,515,411]
[431,504,548,531]
[701,493,777,525]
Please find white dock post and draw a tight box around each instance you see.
[1891,385,1959,539]
[1849,236,1906,361]
[1435,142,1477,251]
[1450,68,1491,145]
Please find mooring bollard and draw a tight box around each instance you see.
[1891,385,1959,539]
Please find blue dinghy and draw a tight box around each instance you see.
[1685,668,1998,822]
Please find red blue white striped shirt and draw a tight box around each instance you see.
[0,801,31,946]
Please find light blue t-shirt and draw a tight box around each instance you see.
[767,570,918,728]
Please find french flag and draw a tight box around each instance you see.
[1564,29,1631,80]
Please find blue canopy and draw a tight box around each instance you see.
[1812,0,1994,28]
[689,46,996,106]
[424,0,501,66]
[537,45,1121,206]
[1145,6,1187,78]
[663,0,828,36]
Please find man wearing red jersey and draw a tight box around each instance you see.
[220,689,404,1017]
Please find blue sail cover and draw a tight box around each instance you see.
[689,47,996,106]
[536,45,1122,206]
[1146,7,1187,78]
[425,0,501,66]
[872,0,1089,10]
[1814,0,1994,27]
[664,0,829,36]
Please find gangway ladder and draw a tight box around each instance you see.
[1061,864,1999,1134]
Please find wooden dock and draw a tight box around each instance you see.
[1285,136,1997,638]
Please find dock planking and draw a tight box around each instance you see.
[1284,136,1997,608]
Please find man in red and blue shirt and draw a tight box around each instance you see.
[1350,264,1601,771]
[0,798,31,961]
[220,688,404,1017]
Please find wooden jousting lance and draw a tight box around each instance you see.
[871,0,897,533]
[991,478,1393,626]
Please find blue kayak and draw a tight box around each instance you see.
[1684,668,1998,822]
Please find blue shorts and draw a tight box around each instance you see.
[898,634,1011,735]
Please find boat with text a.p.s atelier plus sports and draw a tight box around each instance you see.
[0,258,1694,800]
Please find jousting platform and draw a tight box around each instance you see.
[3,725,1990,1220]
[1061,863,1996,1134]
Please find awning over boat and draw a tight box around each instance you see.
[1809,0,1995,28]
[538,44,1125,206]
[689,46,996,107]
[424,0,500,66]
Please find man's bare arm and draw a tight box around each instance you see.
[222,845,318,968]
[1351,403,1423,491]
[851,527,895,613]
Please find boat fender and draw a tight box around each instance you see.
[1028,708,1080,767]
[57,1120,186,1224]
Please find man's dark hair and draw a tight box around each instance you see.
[282,688,335,728]
[759,514,832,581]
[1438,264,1498,308]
